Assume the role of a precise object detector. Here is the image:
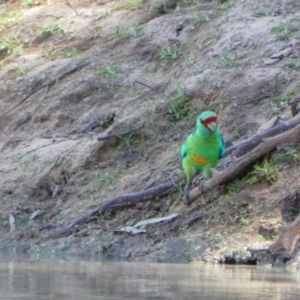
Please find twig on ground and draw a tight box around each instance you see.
[65,0,78,15]
[118,91,152,115]
[61,175,184,233]
[97,128,141,141]
[135,80,164,95]
[242,94,270,105]
[184,213,207,228]
[81,121,99,134]
[1,62,91,119]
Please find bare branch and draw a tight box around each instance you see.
[242,94,270,106]
[61,176,185,233]
[185,123,300,205]
[225,113,300,157]
[65,0,78,15]
[135,80,164,95]
[0,62,91,119]
[97,128,141,141]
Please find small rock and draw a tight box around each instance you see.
[264,59,280,65]
[271,48,292,59]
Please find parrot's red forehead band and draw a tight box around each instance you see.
[201,116,217,125]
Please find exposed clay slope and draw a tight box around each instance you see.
[1,0,300,266]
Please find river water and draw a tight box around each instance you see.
[1,259,300,300]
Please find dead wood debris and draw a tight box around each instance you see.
[61,111,300,233]
[246,247,269,254]
[288,95,300,117]
[183,213,207,228]
[97,128,141,141]
[185,120,300,205]
[0,62,91,121]
[135,80,165,95]
[61,176,184,233]
[65,0,78,15]
[225,113,300,157]
[269,214,300,255]
[245,210,300,257]
[242,94,270,106]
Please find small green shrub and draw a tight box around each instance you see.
[214,0,235,11]
[270,88,296,113]
[216,54,235,68]
[125,0,143,10]
[64,48,83,58]
[95,8,112,20]
[23,154,39,168]
[225,178,245,197]
[159,45,183,60]
[116,24,144,39]
[156,0,178,14]
[0,33,22,57]
[284,145,300,164]
[183,0,200,5]
[99,66,119,79]
[118,133,141,149]
[0,12,21,29]
[147,66,157,73]
[21,0,42,7]
[9,66,26,76]
[255,7,275,17]
[166,89,192,120]
[289,58,300,69]
[250,156,277,184]
[39,23,69,38]
[271,22,299,40]
[42,46,57,58]
[188,12,214,26]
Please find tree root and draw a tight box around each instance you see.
[269,214,300,255]
[61,175,184,233]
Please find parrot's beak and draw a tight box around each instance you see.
[206,121,217,132]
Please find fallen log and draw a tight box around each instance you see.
[225,113,300,157]
[61,175,184,233]
[185,122,300,205]
[61,112,300,232]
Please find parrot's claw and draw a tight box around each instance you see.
[198,178,205,192]
[184,182,191,201]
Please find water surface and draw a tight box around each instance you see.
[1,259,300,299]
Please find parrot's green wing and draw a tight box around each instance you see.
[219,133,225,159]
[180,130,194,159]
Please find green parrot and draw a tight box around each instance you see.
[181,111,225,200]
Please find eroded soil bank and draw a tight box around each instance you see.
[1,0,300,268]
